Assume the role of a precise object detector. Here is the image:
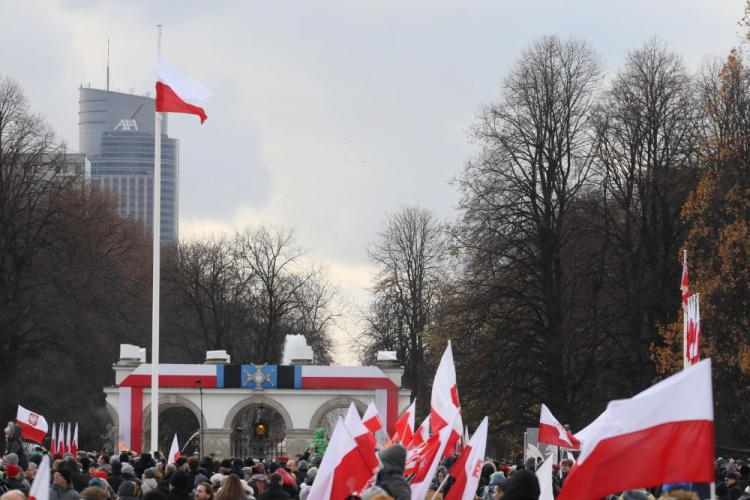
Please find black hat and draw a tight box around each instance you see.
[503,469,540,500]
[56,468,72,484]
[220,459,232,469]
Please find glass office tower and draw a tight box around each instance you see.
[79,87,179,244]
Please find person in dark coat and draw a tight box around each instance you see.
[4,464,30,495]
[50,469,81,500]
[3,423,28,471]
[375,445,410,500]
[258,473,290,500]
[502,469,540,500]
[168,470,193,500]
[107,460,124,494]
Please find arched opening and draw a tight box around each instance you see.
[231,403,287,460]
[310,398,366,438]
[143,404,201,455]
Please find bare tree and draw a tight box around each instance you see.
[454,35,601,426]
[364,206,445,402]
[592,39,699,391]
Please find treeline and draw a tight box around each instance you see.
[361,38,750,454]
[0,77,337,450]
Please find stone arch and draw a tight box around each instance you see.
[308,396,367,430]
[105,401,118,426]
[142,395,207,431]
[223,395,293,431]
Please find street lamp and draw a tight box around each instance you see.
[196,379,204,457]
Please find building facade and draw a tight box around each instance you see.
[79,87,178,244]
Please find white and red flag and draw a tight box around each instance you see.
[686,294,701,366]
[410,409,460,500]
[392,400,416,446]
[156,60,212,124]
[362,401,385,437]
[430,341,463,456]
[56,422,64,455]
[681,250,690,308]
[409,415,430,450]
[343,403,379,472]
[539,404,580,449]
[65,422,71,455]
[168,434,180,464]
[28,454,50,500]
[16,405,48,444]
[558,359,714,500]
[445,417,488,500]
[307,416,381,500]
[49,422,57,456]
[71,423,78,455]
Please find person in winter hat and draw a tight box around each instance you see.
[2,425,27,471]
[117,480,141,500]
[257,473,289,500]
[375,445,410,500]
[50,469,81,500]
[502,469,540,500]
[4,464,29,495]
[168,470,192,500]
[142,468,159,494]
[298,467,316,500]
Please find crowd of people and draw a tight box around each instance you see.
[1,422,749,500]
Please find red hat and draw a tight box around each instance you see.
[6,464,21,478]
[92,470,108,479]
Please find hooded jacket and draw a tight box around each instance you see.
[376,445,411,500]
[4,423,28,470]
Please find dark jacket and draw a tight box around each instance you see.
[376,445,411,500]
[4,424,28,470]
[259,483,291,500]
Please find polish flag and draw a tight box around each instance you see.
[558,359,714,500]
[56,423,64,456]
[404,416,431,477]
[28,454,50,500]
[536,454,555,500]
[539,404,580,449]
[65,422,71,455]
[392,400,416,446]
[430,342,463,456]
[409,415,430,450]
[686,294,701,366]
[410,409,460,500]
[680,250,689,308]
[445,417,488,500]
[71,423,78,455]
[362,401,385,436]
[168,434,180,464]
[49,423,57,456]
[343,403,379,471]
[307,416,381,500]
[16,405,48,444]
[156,60,212,124]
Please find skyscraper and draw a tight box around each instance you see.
[78,87,179,244]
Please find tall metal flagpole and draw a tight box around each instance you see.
[150,24,163,454]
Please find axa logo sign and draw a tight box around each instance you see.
[114,118,139,131]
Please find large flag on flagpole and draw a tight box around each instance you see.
[686,294,701,366]
[681,250,690,369]
[156,60,212,123]
[445,417,488,500]
[65,422,71,455]
[28,454,50,500]
[538,404,580,449]
[558,359,714,500]
[16,405,48,444]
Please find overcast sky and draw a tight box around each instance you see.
[2,0,744,364]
